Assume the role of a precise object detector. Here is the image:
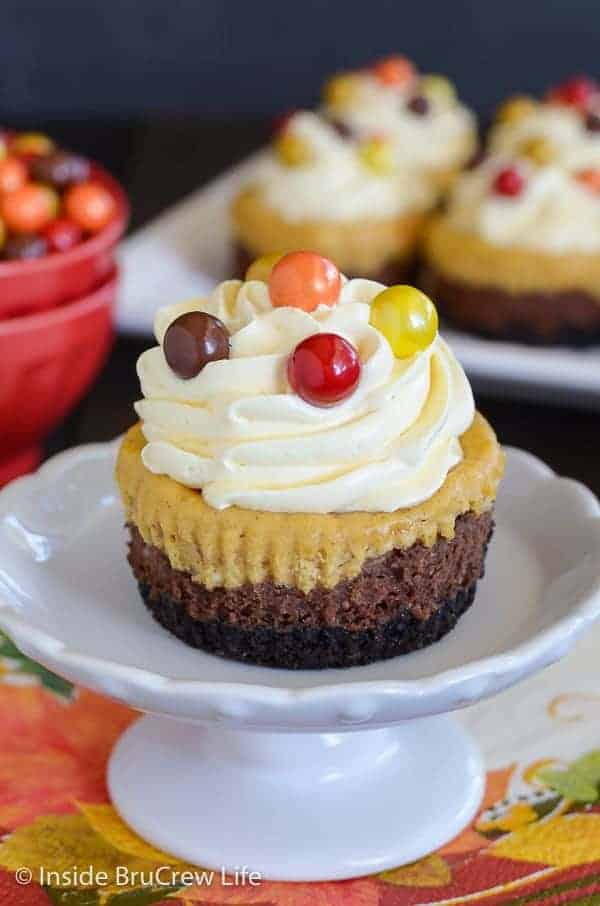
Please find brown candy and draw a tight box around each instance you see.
[2,234,48,260]
[585,111,600,133]
[465,147,487,171]
[30,151,90,188]
[163,312,230,379]
[407,95,429,116]
[329,119,354,139]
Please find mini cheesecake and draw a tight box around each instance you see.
[422,78,600,345]
[118,414,501,669]
[231,111,434,282]
[232,57,476,283]
[117,254,504,669]
[423,210,600,345]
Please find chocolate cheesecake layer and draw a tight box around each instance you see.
[425,269,600,346]
[235,243,412,286]
[128,511,493,669]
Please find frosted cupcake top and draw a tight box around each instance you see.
[321,55,476,174]
[442,77,600,253]
[136,253,474,515]
[489,77,600,171]
[443,153,600,253]
[252,110,436,221]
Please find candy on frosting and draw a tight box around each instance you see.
[490,102,600,170]
[445,155,600,253]
[135,276,474,514]
[322,66,476,172]
[253,111,435,221]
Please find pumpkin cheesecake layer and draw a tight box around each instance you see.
[231,187,426,277]
[424,269,600,345]
[423,215,600,298]
[422,216,600,344]
[116,413,503,595]
[235,243,412,285]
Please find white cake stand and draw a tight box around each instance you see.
[0,441,599,881]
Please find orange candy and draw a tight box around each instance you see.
[268,251,341,312]
[372,55,415,87]
[1,183,59,233]
[577,169,600,193]
[0,156,28,194]
[64,181,116,232]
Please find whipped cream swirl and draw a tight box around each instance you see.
[135,278,474,514]
[323,74,476,171]
[490,104,600,170]
[253,111,435,221]
[446,155,600,253]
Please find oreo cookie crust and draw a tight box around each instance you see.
[424,269,600,346]
[127,511,493,669]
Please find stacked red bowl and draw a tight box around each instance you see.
[0,131,129,486]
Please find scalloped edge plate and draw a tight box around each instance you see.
[0,439,599,730]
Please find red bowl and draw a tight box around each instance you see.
[0,269,118,487]
[0,164,128,319]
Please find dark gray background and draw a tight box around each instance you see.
[1,0,598,120]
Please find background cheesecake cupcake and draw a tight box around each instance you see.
[322,55,477,190]
[117,251,504,669]
[232,110,436,282]
[422,88,600,345]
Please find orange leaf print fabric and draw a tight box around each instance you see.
[3,631,600,905]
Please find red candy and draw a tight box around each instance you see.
[287,333,361,407]
[372,56,415,87]
[44,217,83,253]
[547,76,599,110]
[64,181,116,233]
[493,166,525,197]
[269,251,341,312]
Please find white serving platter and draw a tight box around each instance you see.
[116,151,600,407]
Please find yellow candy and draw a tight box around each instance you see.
[359,137,395,176]
[10,132,55,155]
[496,95,537,125]
[0,139,6,161]
[421,74,457,105]
[324,73,361,110]
[370,285,438,358]
[245,252,283,282]
[275,132,313,167]
[0,216,5,251]
[519,136,556,165]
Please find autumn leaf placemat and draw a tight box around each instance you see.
[2,626,600,905]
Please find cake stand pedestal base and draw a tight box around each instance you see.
[108,713,484,882]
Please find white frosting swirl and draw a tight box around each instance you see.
[253,111,436,221]
[445,155,600,253]
[135,278,474,514]
[490,104,600,170]
[323,73,476,171]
